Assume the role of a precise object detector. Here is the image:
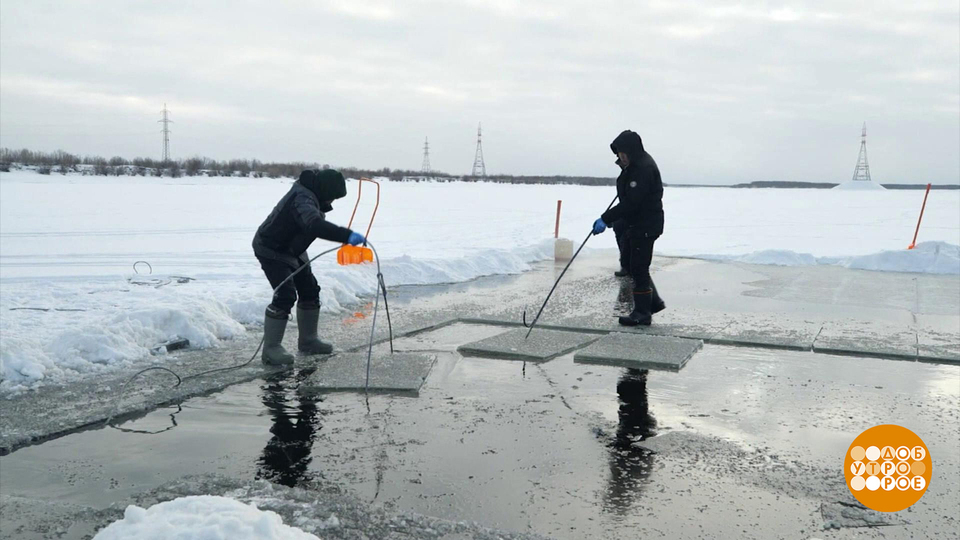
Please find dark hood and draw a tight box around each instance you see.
[297,169,347,204]
[610,130,644,162]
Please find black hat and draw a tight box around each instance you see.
[298,169,347,201]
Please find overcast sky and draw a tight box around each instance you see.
[1,1,957,183]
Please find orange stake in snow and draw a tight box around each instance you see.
[907,183,931,250]
[337,177,379,265]
[554,200,562,239]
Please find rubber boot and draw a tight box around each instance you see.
[614,268,630,278]
[262,309,296,365]
[619,289,653,326]
[297,305,333,355]
[651,282,666,314]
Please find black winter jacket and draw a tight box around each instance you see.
[601,130,664,238]
[252,169,353,267]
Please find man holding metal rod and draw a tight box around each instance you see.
[592,130,666,326]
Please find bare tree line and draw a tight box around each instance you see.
[0,147,463,180]
[0,147,619,186]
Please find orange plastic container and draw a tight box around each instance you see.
[337,244,374,265]
[337,177,380,265]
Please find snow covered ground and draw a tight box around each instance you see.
[1,170,958,392]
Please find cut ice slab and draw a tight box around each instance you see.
[302,352,436,395]
[457,328,599,362]
[814,322,917,361]
[709,316,821,351]
[574,333,703,372]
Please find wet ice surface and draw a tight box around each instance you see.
[3,255,960,538]
[2,323,958,539]
[5,254,958,455]
[820,501,902,529]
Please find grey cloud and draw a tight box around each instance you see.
[0,0,956,183]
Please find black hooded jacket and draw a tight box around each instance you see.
[252,169,353,267]
[601,130,664,237]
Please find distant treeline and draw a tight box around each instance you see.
[0,148,457,181]
[730,180,959,190]
[2,148,956,189]
[0,147,616,185]
[460,174,616,186]
[731,181,839,189]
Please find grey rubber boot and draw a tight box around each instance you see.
[262,309,295,365]
[297,305,333,354]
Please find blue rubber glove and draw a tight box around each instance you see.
[347,232,366,246]
[592,218,607,235]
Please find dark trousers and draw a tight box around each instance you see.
[258,257,321,315]
[628,235,656,292]
[613,220,629,270]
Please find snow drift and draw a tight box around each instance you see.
[0,241,554,392]
[92,496,321,540]
[699,241,960,275]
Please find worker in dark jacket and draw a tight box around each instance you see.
[591,130,666,326]
[253,169,366,365]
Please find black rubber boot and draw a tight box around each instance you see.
[651,281,666,314]
[262,309,295,365]
[614,268,630,277]
[296,305,333,354]
[619,289,653,326]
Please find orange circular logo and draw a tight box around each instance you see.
[844,425,931,512]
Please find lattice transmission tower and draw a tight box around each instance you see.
[159,104,173,162]
[421,136,431,173]
[471,123,486,177]
[851,122,871,183]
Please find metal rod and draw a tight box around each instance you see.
[523,195,618,339]
[554,200,562,239]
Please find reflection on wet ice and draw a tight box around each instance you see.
[604,368,657,515]
[256,375,323,488]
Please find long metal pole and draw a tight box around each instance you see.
[523,195,618,339]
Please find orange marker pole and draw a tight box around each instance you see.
[908,183,931,250]
[554,200,562,239]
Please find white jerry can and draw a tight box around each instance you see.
[554,237,574,261]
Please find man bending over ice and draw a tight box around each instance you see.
[252,169,366,365]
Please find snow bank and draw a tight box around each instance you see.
[1,285,248,392]
[92,496,320,540]
[827,241,960,274]
[699,241,960,275]
[0,241,554,392]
